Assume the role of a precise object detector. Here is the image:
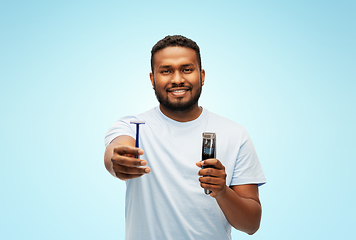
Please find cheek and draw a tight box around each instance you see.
[154,76,169,86]
[154,81,169,93]
[188,75,202,87]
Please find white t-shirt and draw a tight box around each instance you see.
[105,107,266,240]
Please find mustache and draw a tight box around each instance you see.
[166,83,192,91]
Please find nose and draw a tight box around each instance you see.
[171,71,185,85]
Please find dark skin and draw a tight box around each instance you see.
[149,47,205,122]
[196,160,262,234]
[104,135,150,180]
[104,46,262,235]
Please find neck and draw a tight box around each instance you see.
[159,104,202,122]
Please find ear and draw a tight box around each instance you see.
[200,69,205,86]
[149,73,155,89]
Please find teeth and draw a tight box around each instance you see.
[173,90,185,92]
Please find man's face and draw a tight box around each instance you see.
[150,46,205,112]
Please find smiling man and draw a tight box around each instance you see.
[104,35,266,240]
[150,45,205,122]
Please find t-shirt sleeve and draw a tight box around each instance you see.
[230,129,266,187]
[104,116,136,147]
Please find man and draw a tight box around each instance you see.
[104,35,266,239]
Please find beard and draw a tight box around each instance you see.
[154,80,202,112]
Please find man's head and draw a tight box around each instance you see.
[150,35,205,113]
[151,35,202,74]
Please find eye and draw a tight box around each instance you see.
[182,68,193,73]
[160,70,171,74]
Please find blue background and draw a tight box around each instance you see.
[1,1,355,239]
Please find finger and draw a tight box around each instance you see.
[113,164,151,175]
[200,182,220,190]
[114,145,144,156]
[201,159,225,170]
[199,182,221,193]
[199,182,226,196]
[124,153,135,158]
[116,172,145,180]
[112,155,147,167]
[198,168,226,178]
[199,176,226,186]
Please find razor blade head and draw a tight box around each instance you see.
[130,119,145,124]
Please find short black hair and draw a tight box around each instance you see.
[151,35,202,74]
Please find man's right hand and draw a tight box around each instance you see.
[104,135,150,181]
[111,145,150,180]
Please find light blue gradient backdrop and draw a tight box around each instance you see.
[1,1,355,239]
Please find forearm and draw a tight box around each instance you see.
[215,186,262,235]
[104,144,117,178]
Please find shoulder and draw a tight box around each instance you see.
[205,109,247,134]
[203,109,251,147]
[116,107,158,124]
[104,107,158,146]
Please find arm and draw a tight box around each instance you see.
[104,135,150,180]
[196,160,261,235]
[216,184,261,235]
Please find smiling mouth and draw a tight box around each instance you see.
[167,88,190,97]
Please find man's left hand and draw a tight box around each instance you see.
[196,159,227,198]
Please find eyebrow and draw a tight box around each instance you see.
[158,65,171,69]
[158,63,194,69]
